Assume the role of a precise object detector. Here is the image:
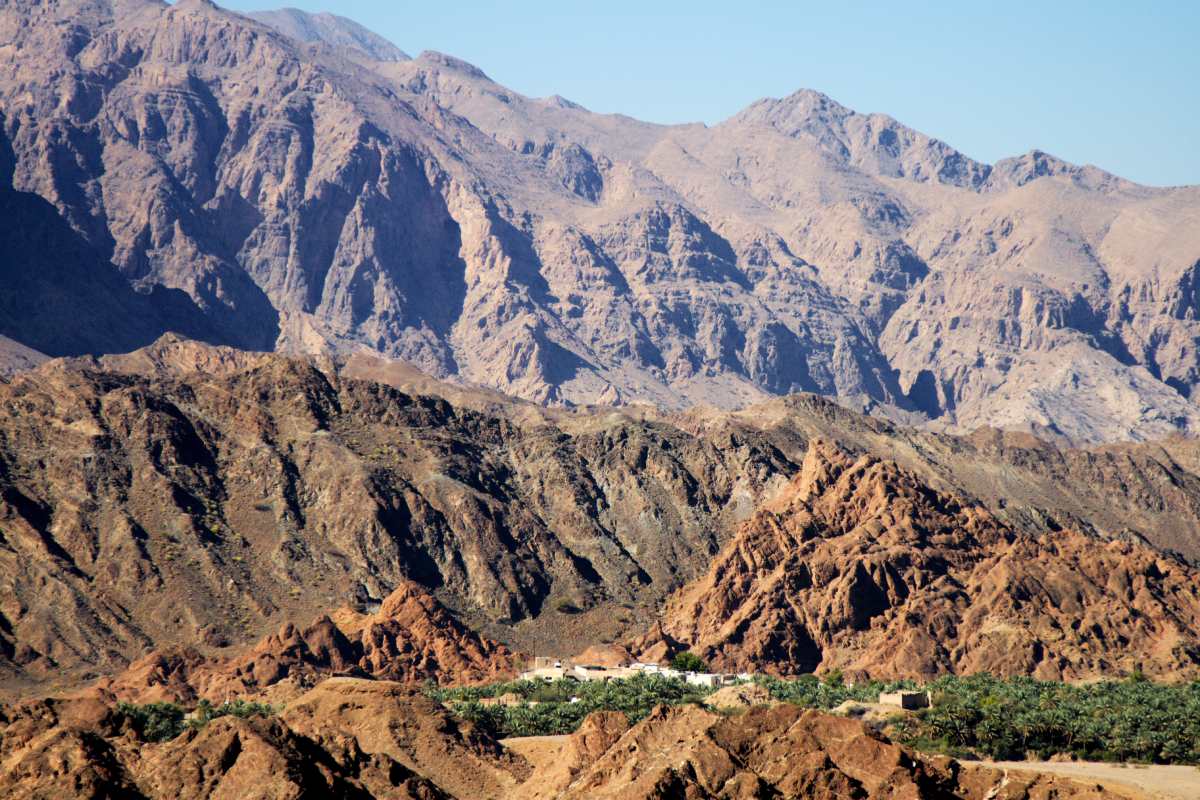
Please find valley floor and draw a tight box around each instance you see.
[978,761,1200,800]
[503,738,1200,800]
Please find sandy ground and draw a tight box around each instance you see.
[980,760,1200,800]
[501,734,569,767]
[499,736,573,800]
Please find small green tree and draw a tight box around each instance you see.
[670,652,708,672]
[116,701,187,742]
[191,698,275,727]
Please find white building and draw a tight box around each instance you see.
[684,672,739,688]
[519,666,567,681]
[573,664,638,682]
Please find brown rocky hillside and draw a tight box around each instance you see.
[0,337,786,693]
[90,580,518,705]
[5,338,1200,692]
[641,441,1200,679]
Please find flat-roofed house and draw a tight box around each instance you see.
[573,664,638,682]
[878,691,930,710]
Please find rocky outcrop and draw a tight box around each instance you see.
[0,683,463,799]
[0,336,46,376]
[0,684,1125,799]
[643,441,1200,679]
[0,0,1196,441]
[280,678,528,799]
[93,581,519,704]
[528,704,1124,799]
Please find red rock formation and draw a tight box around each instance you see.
[0,686,451,799]
[96,581,519,703]
[643,440,1200,679]
[551,704,1122,799]
[280,678,528,799]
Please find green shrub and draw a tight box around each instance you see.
[191,698,275,726]
[115,698,276,743]
[669,652,707,672]
[753,674,916,708]
[116,701,187,743]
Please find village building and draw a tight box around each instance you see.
[522,656,752,687]
[519,666,567,681]
[878,690,930,710]
[684,672,740,688]
[573,664,639,682]
[519,656,567,681]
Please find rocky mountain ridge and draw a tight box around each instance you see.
[638,440,1200,680]
[5,338,1200,694]
[0,0,1196,441]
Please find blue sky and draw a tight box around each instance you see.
[224,0,1200,187]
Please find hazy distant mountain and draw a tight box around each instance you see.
[246,7,410,62]
[0,0,1197,443]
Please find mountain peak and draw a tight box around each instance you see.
[413,50,491,80]
[542,94,585,111]
[248,7,410,62]
[771,87,850,115]
[729,87,992,188]
[989,149,1133,192]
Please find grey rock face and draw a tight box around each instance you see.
[0,0,1197,443]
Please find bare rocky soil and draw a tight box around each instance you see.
[981,761,1200,800]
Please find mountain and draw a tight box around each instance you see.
[638,440,1200,680]
[6,338,1200,693]
[0,336,792,692]
[0,336,46,376]
[0,0,1197,441]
